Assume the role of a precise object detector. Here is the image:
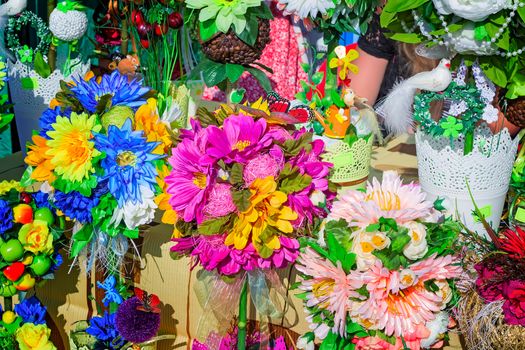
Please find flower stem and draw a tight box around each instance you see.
[464,130,474,155]
[237,278,248,350]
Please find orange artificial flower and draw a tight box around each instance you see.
[24,135,56,183]
[134,98,173,154]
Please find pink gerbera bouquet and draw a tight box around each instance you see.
[167,104,335,276]
[296,171,462,350]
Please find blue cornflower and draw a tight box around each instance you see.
[39,107,72,139]
[94,119,161,207]
[49,253,63,273]
[53,182,108,224]
[71,71,150,113]
[14,297,47,325]
[97,275,123,306]
[32,191,52,210]
[0,199,13,236]
[86,312,123,345]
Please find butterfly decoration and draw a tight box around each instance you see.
[239,92,313,125]
[97,275,124,306]
[134,287,161,313]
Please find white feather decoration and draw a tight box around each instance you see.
[378,58,453,135]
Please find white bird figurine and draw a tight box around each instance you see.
[378,58,452,135]
[0,0,28,62]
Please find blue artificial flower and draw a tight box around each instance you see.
[94,119,161,207]
[14,297,47,325]
[71,71,150,113]
[39,107,72,139]
[86,312,123,346]
[0,199,13,236]
[32,191,52,210]
[53,182,108,224]
[49,253,63,273]
[97,275,123,307]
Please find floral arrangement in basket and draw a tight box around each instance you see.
[69,275,170,350]
[276,0,380,45]
[296,44,381,188]
[455,208,525,350]
[22,70,172,273]
[295,171,462,350]
[0,180,64,298]
[166,99,335,348]
[380,0,525,127]
[0,297,58,350]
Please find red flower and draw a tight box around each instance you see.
[475,256,507,302]
[502,280,525,326]
[499,227,525,259]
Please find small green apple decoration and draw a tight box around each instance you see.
[34,207,55,226]
[30,255,52,276]
[0,239,24,262]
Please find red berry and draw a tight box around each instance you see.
[136,22,151,38]
[19,192,31,204]
[154,22,169,36]
[140,39,150,48]
[168,12,183,29]
[131,10,145,26]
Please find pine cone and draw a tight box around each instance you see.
[506,97,525,127]
[200,19,271,65]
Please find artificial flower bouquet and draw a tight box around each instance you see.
[276,0,379,45]
[0,180,63,298]
[69,275,165,350]
[166,100,335,347]
[296,45,380,188]
[296,171,462,350]
[22,70,172,273]
[455,220,525,349]
[0,297,58,350]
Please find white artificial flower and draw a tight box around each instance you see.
[310,190,326,207]
[435,280,454,308]
[352,230,379,271]
[160,97,183,124]
[278,0,336,19]
[110,186,157,230]
[432,0,511,22]
[421,312,450,348]
[365,231,391,250]
[399,269,418,289]
[297,336,315,350]
[402,221,429,260]
[446,23,498,55]
[49,9,88,42]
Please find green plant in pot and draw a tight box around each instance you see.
[185,0,273,91]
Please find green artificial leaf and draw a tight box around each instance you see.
[195,107,221,127]
[346,322,365,335]
[389,32,423,44]
[232,189,251,212]
[176,220,197,237]
[434,197,446,211]
[519,6,525,22]
[376,331,397,345]
[19,166,35,187]
[95,94,113,115]
[481,63,507,88]
[254,4,274,20]
[246,67,272,92]
[229,163,244,185]
[305,239,330,260]
[354,285,370,298]
[203,61,227,87]
[326,233,356,273]
[53,175,97,197]
[372,249,401,270]
[280,171,312,194]
[384,0,429,13]
[320,331,337,350]
[20,77,38,90]
[70,224,94,258]
[34,52,51,78]
[198,214,234,235]
[330,89,345,108]
[424,280,440,292]
[281,132,313,156]
[301,63,310,74]
[325,219,353,251]
[390,230,411,253]
[225,64,245,83]
[123,228,139,239]
[237,16,259,46]
[199,19,219,42]
[312,71,325,85]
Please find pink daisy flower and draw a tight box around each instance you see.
[330,171,433,228]
[296,247,363,338]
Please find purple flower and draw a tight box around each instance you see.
[14,297,47,325]
[205,114,272,164]
[115,297,161,343]
[166,136,216,224]
[474,256,507,302]
[87,311,123,346]
[0,199,13,236]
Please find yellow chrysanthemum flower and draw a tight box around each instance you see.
[46,113,101,183]
[0,180,22,196]
[25,135,56,183]
[226,176,298,258]
[154,164,178,231]
[134,98,173,154]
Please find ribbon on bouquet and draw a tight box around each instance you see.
[194,269,297,349]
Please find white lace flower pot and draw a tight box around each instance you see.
[321,135,374,191]
[416,127,518,238]
[8,59,91,150]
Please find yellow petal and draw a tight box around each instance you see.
[274,219,294,234]
[279,206,298,221]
